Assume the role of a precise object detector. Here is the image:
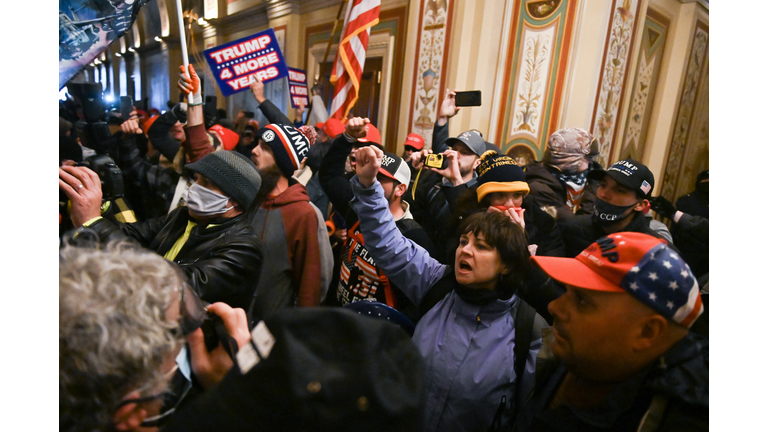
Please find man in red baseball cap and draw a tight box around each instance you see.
[400,133,425,186]
[511,232,707,431]
[401,133,425,162]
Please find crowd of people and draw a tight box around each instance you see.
[59,64,709,431]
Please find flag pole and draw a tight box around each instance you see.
[307,0,347,124]
[175,0,193,104]
[322,0,349,68]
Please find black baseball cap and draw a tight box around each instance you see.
[587,158,655,198]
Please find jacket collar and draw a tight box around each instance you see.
[449,288,517,327]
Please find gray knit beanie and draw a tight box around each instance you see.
[186,151,262,209]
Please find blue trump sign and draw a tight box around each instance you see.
[288,67,309,109]
[204,28,289,97]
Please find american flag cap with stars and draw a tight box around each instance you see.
[531,232,703,328]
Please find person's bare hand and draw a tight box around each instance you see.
[296,100,306,116]
[438,89,460,125]
[187,302,251,391]
[410,149,432,169]
[345,117,370,140]
[249,76,266,103]
[59,166,103,228]
[332,228,347,243]
[425,150,463,185]
[120,118,142,136]
[354,145,383,188]
[487,206,526,230]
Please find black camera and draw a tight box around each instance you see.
[200,311,238,361]
[200,311,224,352]
[423,153,448,170]
[77,154,124,201]
[67,83,114,154]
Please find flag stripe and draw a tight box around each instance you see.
[329,0,380,120]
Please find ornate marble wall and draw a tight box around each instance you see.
[494,0,578,163]
[619,7,669,161]
[407,0,454,147]
[661,20,709,202]
[589,0,642,166]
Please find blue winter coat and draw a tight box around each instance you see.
[349,176,542,432]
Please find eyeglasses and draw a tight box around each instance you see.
[115,363,193,428]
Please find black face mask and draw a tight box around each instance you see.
[592,198,639,226]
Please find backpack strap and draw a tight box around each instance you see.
[512,299,548,428]
[513,299,536,386]
[487,298,545,432]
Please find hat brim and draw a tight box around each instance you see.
[587,169,646,197]
[530,255,625,293]
[445,137,483,156]
[377,168,399,183]
[476,182,530,202]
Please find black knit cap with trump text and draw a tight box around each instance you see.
[257,124,313,178]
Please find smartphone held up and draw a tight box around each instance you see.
[454,90,481,107]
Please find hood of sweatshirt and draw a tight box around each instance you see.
[263,182,310,208]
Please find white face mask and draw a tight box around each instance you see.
[187,183,233,216]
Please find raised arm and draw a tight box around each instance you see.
[178,65,214,163]
[317,117,371,216]
[432,88,459,154]
[349,146,448,305]
[250,77,292,125]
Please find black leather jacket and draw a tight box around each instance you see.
[84,207,262,311]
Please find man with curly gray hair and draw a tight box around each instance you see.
[59,242,252,431]
[60,242,183,431]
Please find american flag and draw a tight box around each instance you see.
[618,239,703,328]
[329,0,381,120]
